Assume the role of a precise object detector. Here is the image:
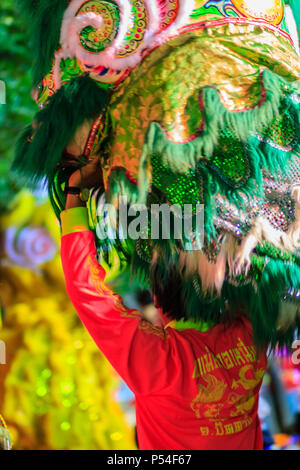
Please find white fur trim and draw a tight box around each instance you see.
[291,184,300,204]
[166,0,195,34]
[54,0,196,81]
[179,233,235,294]
[285,5,300,56]
[144,0,160,35]
[153,0,195,47]
[58,0,134,72]
[179,190,300,293]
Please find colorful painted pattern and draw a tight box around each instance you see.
[17,0,300,345]
[36,0,293,102]
[191,0,286,28]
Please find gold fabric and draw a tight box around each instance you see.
[103,22,300,185]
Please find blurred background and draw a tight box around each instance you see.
[0,0,140,450]
[0,0,300,451]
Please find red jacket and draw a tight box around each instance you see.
[60,208,267,450]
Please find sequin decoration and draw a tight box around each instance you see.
[134,155,206,264]
[151,154,203,207]
[201,238,222,263]
[263,173,296,231]
[256,242,300,264]
[135,238,152,263]
[207,130,250,188]
[214,157,299,240]
[77,1,120,53]
[258,105,299,151]
[146,132,299,246]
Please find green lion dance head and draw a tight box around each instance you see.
[12,0,300,348]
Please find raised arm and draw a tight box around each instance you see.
[60,160,177,395]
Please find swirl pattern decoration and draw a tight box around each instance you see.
[54,0,196,87]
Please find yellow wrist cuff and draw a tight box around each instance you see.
[60,207,90,236]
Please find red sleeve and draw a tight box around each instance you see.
[61,230,178,395]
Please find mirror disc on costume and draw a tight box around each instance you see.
[231,0,284,25]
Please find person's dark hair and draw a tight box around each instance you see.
[150,263,186,321]
[150,262,239,328]
[136,289,153,307]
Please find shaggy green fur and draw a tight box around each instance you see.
[102,71,300,348]
[140,70,285,176]
[18,0,69,86]
[142,76,298,175]
[106,167,140,206]
[132,240,300,350]
[12,75,109,186]
[130,73,300,241]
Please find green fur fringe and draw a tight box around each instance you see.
[106,168,140,206]
[12,75,109,186]
[103,71,300,349]
[18,0,69,86]
[132,72,300,241]
[132,242,300,350]
[141,70,285,174]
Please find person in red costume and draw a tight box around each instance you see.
[60,159,267,450]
